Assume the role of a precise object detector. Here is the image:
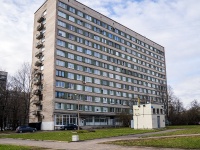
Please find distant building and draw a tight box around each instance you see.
[30,0,167,130]
[133,103,165,129]
[0,71,7,89]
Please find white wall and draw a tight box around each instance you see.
[133,104,165,129]
[41,122,54,130]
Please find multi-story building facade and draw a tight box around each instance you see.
[0,71,7,90]
[30,0,167,130]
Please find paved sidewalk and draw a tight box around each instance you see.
[0,129,198,150]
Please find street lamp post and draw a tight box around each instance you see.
[75,94,80,130]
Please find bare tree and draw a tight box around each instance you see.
[12,62,32,125]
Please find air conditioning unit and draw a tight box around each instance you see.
[82,81,86,84]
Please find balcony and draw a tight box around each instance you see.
[35,41,43,48]
[36,32,43,39]
[32,99,41,105]
[37,24,44,31]
[33,78,41,85]
[35,60,42,67]
[37,16,45,23]
[35,50,42,57]
[34,70,42,76]
[33,89,41,95]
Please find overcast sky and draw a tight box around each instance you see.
[0,0,199,107]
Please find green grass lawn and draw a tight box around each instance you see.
[104,125,200,149]
[106,136,200,149]
[0,128,156,142]
[0,144,48,150]
[146,125,200,137]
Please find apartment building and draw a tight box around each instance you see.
[30,0,167,130]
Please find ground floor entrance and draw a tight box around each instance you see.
[54,113,121,129]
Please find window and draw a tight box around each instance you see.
[68,25,75,31]
[69,7,75,13]
[77,20,83,26]
[58,20,66,27]
[85,76,92,82]
[56,70,64,77]
[116,83,121,88]
[110,90,114,95]
[102,89,108,94]
[77,11,83,17]
[67,73,74,79]
[85,105,92,111]
[94,69,100,75]
[103,107,108,112]
[58,1,67,9]
[55,103,61,109]
[109,82,114,87]
[85,49,92,55]
[69,16,75,22]
[102,72,107,77]
[94,78,100,84]
[85,23,92,29]
[67,83,74,89]
[85,40,92,47]
[85,67,92,73]
[77,65,83,71]
[95,97,101,102]
[77,28,83,34]
[68,63,74,69]
[56,60,65,66]
[55,91,65,98]
[109,99,115,105]
[68,53,74,59]
[85,96,92,101]
[58,11,66,18]
[56,50,65,57]
[76,74,82,81]
[76,56,82,62]
[68,43,74,50]
[103,98,108,103]
[109,73,113,78]
[77,46,83,52]
[57,39,65,47]
[58,30,66,37]
[56,81,65,88]
[94,87,101,93]
[76,85,83,91]
[94,35,100,41]
[85,14,92,21]
[85,58,92,64]
[94,52,100,58]
[116,91,121,96]
[115,75,121,80]
[67,104,74,110]
[69,34,75,40]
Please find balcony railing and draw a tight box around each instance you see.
[35,41,43,48]
[36,32,43,39]
[33,89,41,95]
[35,60,42,67]
[37,16,45,23]
[34,70,42,76]
[35,50,42,57]
[33,78,41,85]
[37,24,44,31]
[32,99,41,105]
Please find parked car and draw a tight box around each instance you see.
[60,124,81,130]
[16,126,37,133]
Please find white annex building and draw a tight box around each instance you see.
[133,103,165,129]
